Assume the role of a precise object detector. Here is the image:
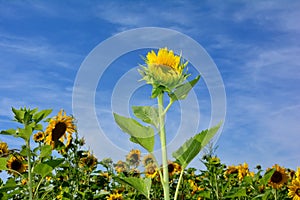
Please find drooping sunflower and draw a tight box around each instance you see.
[44,110,76,148]
[139,47,189,93]
[268,164,288,189]
[126,149,141,167]
[106,193,123,200]
[288,178,300,200]
[0,142,9,157]
[145,163,158,179]
[33,131,45,142]
[142,154,155,166]
[6,155,27,175]
[79,152,98,170]
[114,160,128,173]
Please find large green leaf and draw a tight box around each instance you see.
[169,75,200,101]
[12,107,25,123]
[17,125,33,141]
[114,113,155,152]
[115,177,151,199]
[132,106,159,128]
[0,129,16,136]
[172,122,221,168]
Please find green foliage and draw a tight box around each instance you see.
[132,106,159,128]
[116,177,152,199]
[113,113,155,152]
[172,122,221,169]
[169,75,200,101]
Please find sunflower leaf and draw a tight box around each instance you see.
[39,145,52,158]
[12,107,25,123]
[17,125,33,141]
[169,75,200,101]
[172,122,221,169]
[115,177,151,199]
[33,163,53,177]
[260,168,275,185]
[0,129,16,136]
[113,113,155,152]
[132,106,159,128]
[223,187,247,198]
[33,109,52,123]
[0,158,8,170]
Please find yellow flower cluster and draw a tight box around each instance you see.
[288,167,300,200]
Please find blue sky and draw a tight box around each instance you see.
[0,1,300,171]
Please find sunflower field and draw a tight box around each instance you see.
[0,107,299,200]
[1,48,300,200]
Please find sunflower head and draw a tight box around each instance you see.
[44,110,76,149]
[145,163,158,179]
[126,149,141,167]
[6,155,27,176]
[288,178,300,200]
[142,154,155,166]
[268,164,288,189]
[139,47,189,96]
[0,142,9,157]
[114,160,128,173]
[33,131,45,143]
[79,152,98,170]
[167,161,182,176]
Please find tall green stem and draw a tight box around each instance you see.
[26,140,33,200]
[157,93,170,200]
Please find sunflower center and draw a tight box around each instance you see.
[168,163,175,173]
[271,171,283,183]
[11,160,22,171]
[52,122,67,141]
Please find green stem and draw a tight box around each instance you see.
[174,169,184,200]
[26,140,33,200]
[157,93,170,200]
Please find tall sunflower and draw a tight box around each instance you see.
[0,142,9,157]
[288,178,300,200]
[268,164,288,189]
[44,110,76,148]
[6,155,27,176]
[139,47,189,93]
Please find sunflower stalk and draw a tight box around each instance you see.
[157,92,170,200]
[26,139,33,200]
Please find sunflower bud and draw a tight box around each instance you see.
[139,47,189,95]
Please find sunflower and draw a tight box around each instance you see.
[106,193,123,200]
[33,131,45,142]
[6,155,27,175]
[114,160,128,173]
[288,178,300,200]
[126,149,141,167]
[237,163,253,181]
[79,152,98,170]
[139,47,189,92]
[168,161,181,176]
[296,167,300,179]
[268,164,288,189]
[44,110,76,148]
[225,165,239,178]
[0,142,9,157]
[145,163,158,179]
[142,154,155,166]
